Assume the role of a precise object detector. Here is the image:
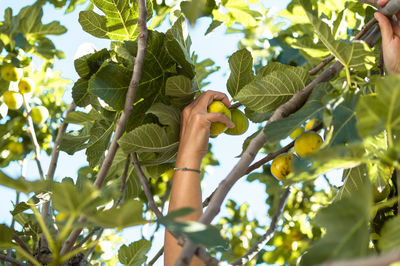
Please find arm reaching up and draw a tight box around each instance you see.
[375,0,400,74]
[164,91,234,266]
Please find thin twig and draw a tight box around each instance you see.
[320,248,400,266]
[13,234,32,255]
[175,16,383,265]
[232,187,291,265]
[73,228,99,249]
[116,155,131,206]
[229,102,242,110]
[148,246,164,265]
[22,95,45,181]
[42,102,76,227]
[132,153,163,219]
[378,46,385,76]
[85,228,104,262]
[0,254,29,266]
[60,0,149,256]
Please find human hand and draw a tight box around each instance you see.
[176,91,234,168]
[375,0,400,74]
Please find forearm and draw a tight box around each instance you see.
[164,153,204,266]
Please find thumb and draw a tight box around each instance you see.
[206,112,235,128]
[375,12,394,46]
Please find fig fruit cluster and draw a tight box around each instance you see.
[271,119,324,181]
[207,100,249,136]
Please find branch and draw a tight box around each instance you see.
[42,102,76,220]
[13,234,32,256]
[60,0,148,256]
[84,228,104,262]
[73,228,99,249]
[132,153,163,219]
[232,187,291,265]
[22,95,45,181]
[379,0,400,16]
[148,246,164,265]
[0,254,29,266]
[175,17,382,266]
[320,249,400,266]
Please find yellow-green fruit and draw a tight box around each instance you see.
[31,106,49,124]
[56,212,68,222]
[161,168,175,182]
[305,119,316,131]
[225,109,249,135]
[294,132,323,157]
[18,78,35,94]
[271,153,295,181]
[3,91,23,110]
[207,101,231,135]
[8,142,23,155]
[289,127,305,140]
[373,185,390,203]
[1,63,21,82]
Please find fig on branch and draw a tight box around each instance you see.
[294,132,323,157]
[305,119,317,131]
[271,153,295,181]
[1,63,21,82]
[8,141,24,155]
[207,100,231,136]
[3,91,23,110]
[18,78,35,94]
[225,109,249,136]
[290,127,305,140]
[31,106,49,124]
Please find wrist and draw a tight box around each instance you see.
[176,149,202,170]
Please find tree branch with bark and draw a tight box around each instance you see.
[60,0,148,256]
[175,13,385,265]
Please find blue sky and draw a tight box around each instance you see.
[0,1,291,264]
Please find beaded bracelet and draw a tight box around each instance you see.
[173,167,201,174]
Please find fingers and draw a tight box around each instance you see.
[197,90,231,110]
[375,12,394,46]
[206,112,234,128]
[378,0,389,7]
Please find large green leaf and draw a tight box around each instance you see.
[236,65,308,113]
[86,119,114,168]
[159,210,227,248]
[51,180,115,214]
[299,0,374,70]
[86,199,146,228]
[146,103,181,140]
[328,92,361,147]
[79,0,153,41]
[165,75,195,98]
[289,143,364,183]
[356,76,400,147]
[264,83,332,145]
[118,239,151,266]
[378,216,400,252]
[335,165,369,201]
[18,2,66,36]
[60,125,91,155]
[89,62,132,111]
[118,124,178,153]
[0,224,14,249]
[74,48,110,79]
[165,16,195,79]
[300,177,371,265]
[0,170,47,194]
[227,48,254,98]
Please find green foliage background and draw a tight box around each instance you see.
[0,0,400,265]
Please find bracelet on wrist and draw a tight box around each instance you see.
[173,167,201,173]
